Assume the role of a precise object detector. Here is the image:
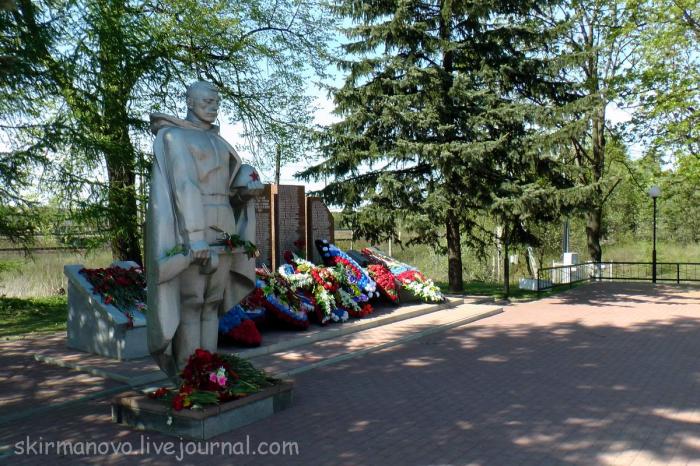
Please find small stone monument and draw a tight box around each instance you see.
[65,261,148,360]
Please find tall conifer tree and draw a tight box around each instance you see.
[301,0,577,292]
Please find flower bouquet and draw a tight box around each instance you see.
[209,226,260,259]
[361,247,444,303]
[149,349,277,412]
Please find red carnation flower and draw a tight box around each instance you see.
[148,387,169,399]
[193,348,213,364]
[172,394,184,411]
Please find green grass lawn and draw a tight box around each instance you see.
[0,295,67,337]
[437,281,536,300]
[437,280,586,301]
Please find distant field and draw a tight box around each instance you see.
[0,249,112,297]
[603,241,700,263]
[1,239,699,298]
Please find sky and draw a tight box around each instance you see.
[218,84,339,193]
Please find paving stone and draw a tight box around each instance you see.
[1,283,700,465]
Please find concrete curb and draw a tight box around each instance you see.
[0,382,140,428]
[33,353,168,387]
[31,299,465,386]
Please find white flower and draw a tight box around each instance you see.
[166,416,173,426]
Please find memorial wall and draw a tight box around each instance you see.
[254,184,335,269]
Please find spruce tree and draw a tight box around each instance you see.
[301,0,578,292]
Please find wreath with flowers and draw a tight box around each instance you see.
[310,240,378,319]
[222,273,309,332]
[277,257,340,324]
[361,247,444,303]
[218,305,262,347]
[310,267,340,293]
[315,240,379,299]
[367,264,400,303]
[257,274,310,330]
[239,287,268,325]
[262,292,310,330]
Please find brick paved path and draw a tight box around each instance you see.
[2,282,700,466]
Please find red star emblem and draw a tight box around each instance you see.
[249,171,260,181]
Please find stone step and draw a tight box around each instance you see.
[223,297,468,360]
[29,298,498,386]
[248,302,503,378]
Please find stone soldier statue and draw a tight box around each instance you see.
[146,81,262,379]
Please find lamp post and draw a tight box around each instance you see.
[648,185,661,284]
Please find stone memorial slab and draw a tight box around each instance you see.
[253,184,335,269]
[306,197,335,264]
[273,185,306,269]
[65,263,148,360]
[254,183,274,268]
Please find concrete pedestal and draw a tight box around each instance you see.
[112,381,294,440]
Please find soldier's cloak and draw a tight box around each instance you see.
[145,113,256,379]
